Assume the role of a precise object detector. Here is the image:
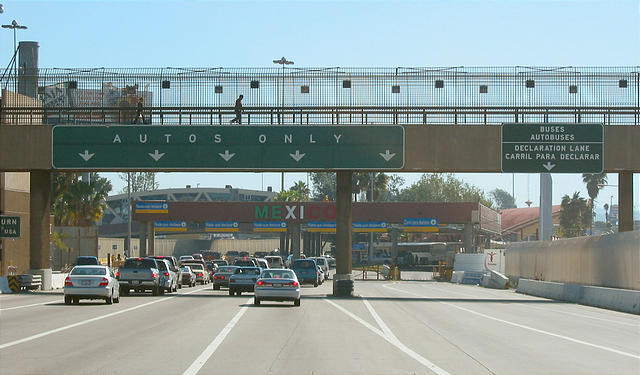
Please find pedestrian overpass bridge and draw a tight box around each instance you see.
[1,66,638,288]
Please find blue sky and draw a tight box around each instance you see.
[1,0,639,216]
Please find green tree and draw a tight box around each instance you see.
[310,172,394,202]
[352,172,390,202]
[490,188,517,209]
[379,174,406,201]
[398,173,492,206]
[52,172,113,226]
[118,172,159,194]
[310,172,336,201]
[582,173,607,233]
[558,192,591,237]
[273,181,310,202]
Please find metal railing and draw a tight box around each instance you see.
[1,66,638,125]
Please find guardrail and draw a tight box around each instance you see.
[2,105,639,126]
[19,274,42,291]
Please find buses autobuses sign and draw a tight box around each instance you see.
[501,123,603,173]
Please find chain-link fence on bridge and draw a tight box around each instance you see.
[1,66,638,125]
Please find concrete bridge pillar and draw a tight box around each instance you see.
[29,170,51,289]
[618,172,634,232]
[147,222,155,256]
[334,171,353,291]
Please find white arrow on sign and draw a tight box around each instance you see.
[218,150,235,162]
[148,150,165,162]
[78,150,95,162]
[289,150,306,162]
[542,162,556,171]
[379,150,396,161]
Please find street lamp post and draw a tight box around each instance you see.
[2,20,28,91]
[272,57,294,192]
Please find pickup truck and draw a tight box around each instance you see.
[117,257,163,296]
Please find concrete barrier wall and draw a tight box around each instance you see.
[506,230,640,290]
[517,279,640,315]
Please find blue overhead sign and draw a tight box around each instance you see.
[352,222,387,232]
[205,221,239,233]
[136,202,168,214]
[403,218,439,232]
[307,222,336,233]
[154,221,187,232]
[253,221,288,233]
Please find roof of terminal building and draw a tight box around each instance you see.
[501,205,562,234]
[107,187,276,201]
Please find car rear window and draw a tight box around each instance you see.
[315,258,327,266]
[181,267,191,272]
[124,259,157,269]
[71,267,106,275]
[235,267,261,275]
[76,257,99,265]
[218,267,235,273]
[156,261,168,271]
[292,260,316,269]
[189,264,204,271]
[261,270,295,279]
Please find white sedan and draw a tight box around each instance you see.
[64,265,120,305]
[254,269,301,307]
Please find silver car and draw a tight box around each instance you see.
[156,258,179,293]
[254,269,301,306]
[64,265,120,305]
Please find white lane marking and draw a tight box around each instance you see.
[326,299,450,375]
[404,282,640,327]
[383,284,640,360]
[0,287,208,350]
[182,298,252,375]
[362,298,399,342]
[0,300,60,312]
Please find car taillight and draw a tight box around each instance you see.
[99,277,109,287]
[290,281,299,287]
[198,273,203,277]
[163,272,170,277]
[116,272,120,278]
[256,280,264,286]
[151,272,158,278]
[230,279,235,283]
[65,277,73,286]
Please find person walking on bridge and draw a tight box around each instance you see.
[133,96,147,124]
[229,94,244,124]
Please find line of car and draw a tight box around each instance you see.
[63,254,333,307]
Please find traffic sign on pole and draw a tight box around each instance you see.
[0,215,21,238]
[501,123,603,173]
[52,125,405,170]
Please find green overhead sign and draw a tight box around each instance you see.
[52,125,404,170]
[501,123,603,173]
[0,215,21,238]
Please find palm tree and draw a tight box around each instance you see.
[582,173,607,234]
[52,172,112,226]
[559,192,590,238]
[273,181,310,202]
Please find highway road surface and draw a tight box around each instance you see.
[1,280,639,375]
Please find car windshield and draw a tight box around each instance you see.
[235,267,260,275]
[217,267,235,273]
[292,260,316,269]
[261,270,295,279]
[71,267,106,276]
[123,259,157,269]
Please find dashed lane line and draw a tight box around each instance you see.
[0,287,209,350]
[0,300,60,312]
[182,298,252,375]
[383,284,640,360]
